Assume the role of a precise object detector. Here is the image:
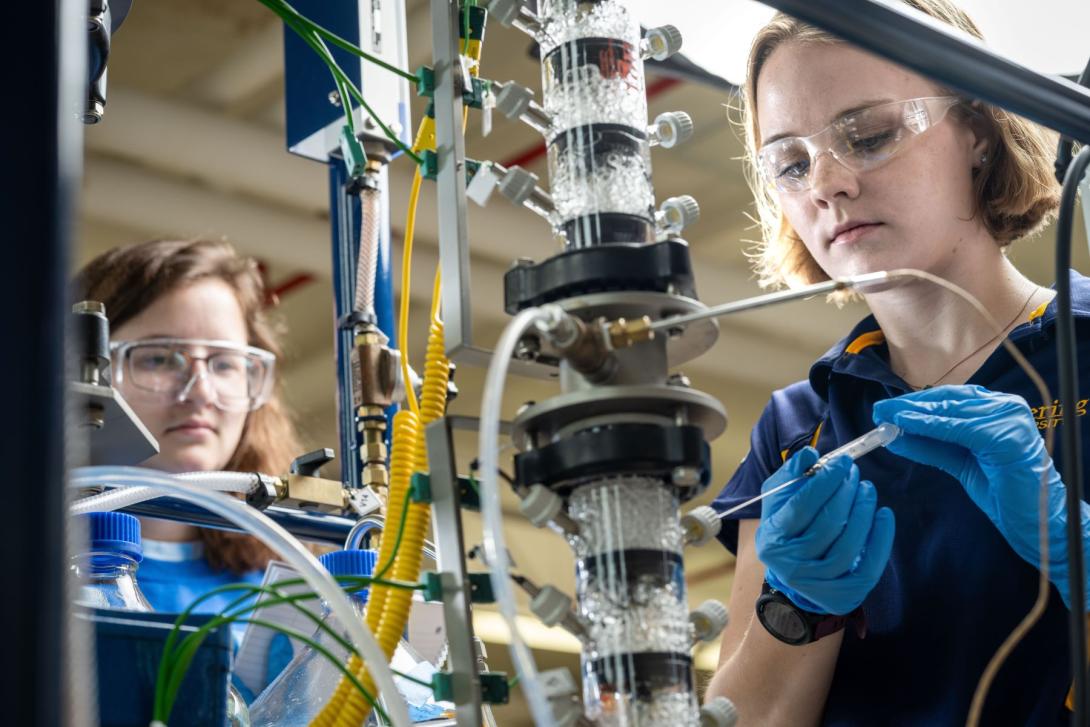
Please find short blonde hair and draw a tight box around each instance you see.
[740,0,1061,292]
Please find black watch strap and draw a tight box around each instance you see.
[755,581,867,646]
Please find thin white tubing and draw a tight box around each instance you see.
[479,308,554,726]
[66,466,411,727]
[355,186,381,317]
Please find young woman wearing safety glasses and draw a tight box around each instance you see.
[706,1,1090,724]
[75,238,303,625]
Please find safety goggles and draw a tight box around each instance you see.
[757,96,962,193]
[110,338,276,412]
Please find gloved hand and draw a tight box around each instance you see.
[756,447,896,615]
[872,384,1089,610]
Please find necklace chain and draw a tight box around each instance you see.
[908,285,1040,391]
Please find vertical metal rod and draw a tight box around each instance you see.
[425,417,482,727]
[430,0,474,358]
[329,162,363,489]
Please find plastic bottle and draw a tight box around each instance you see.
[249,549,379,727]
[72,511,153,611]
[71,511,251,727]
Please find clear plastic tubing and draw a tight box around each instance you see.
[479,308,555,727]
[717,423,903,520]
[538,0,655,248]
[66,466,412,727]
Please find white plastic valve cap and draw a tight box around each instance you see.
[483,0,522,26]
[690,599,729,642]
[519,483,563,527]
[654,111,694,149]
[701,697,739,727]
[661,195,700,231]
[495,81,535,119]
[539,668,579,699]
[531,585,574,627]
[681,505,722,546]
[498,166,539,205]
[647,24,683,61]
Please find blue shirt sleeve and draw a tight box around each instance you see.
[710,397,783,554]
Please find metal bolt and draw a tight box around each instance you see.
[671,466,701,487]
[667,373,692,388]
[73,300,105,315]
[84,403,105,430]
[514,338,540,361]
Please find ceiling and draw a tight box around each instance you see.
[76,1,1089,722]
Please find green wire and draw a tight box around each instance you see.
[258,0,422,164]
[391,669,434,689]
[373,487,413,580]
[263,0,418,83]
[155,576,422,720]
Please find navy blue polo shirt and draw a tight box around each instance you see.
[712,270,1090,726]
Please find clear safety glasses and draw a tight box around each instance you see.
[110,338,276,412]
[757,96,963,193]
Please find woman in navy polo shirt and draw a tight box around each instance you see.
[705,1,1090,724]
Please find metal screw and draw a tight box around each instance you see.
[328,90,342,107]
[671,466,701,487]
[72,300,105,315]
[514,338,540,361]
[667,373,692,388]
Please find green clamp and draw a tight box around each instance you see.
[467,573,495,603]
[479,672,510,705]
[430,671,509,704]
[410,472,432,503]
[415,65,436,98]
[457,475,481,510]
[421,572,444,602]
[419,151,481,183]
[338,125,367,180]
[459,5,488,42]
[463,77,488,109]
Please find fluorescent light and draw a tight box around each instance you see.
[472,610,583,654]
[628,0,1090,86]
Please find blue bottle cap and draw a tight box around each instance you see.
[319,549,378,578]
[83,512,142,563]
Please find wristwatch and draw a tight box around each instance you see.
[755,581,867,646]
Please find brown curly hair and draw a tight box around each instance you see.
[738,0,1061,294]
[74,237,303,574]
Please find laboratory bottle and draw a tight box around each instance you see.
[72,511,153,611]
[72,511,251,727]
[249,549,378,727]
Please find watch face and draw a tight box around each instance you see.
[761,600,809,643]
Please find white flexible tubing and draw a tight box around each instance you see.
[69,468,259,517]
[70,485,161,515]
[479,308,554,726]
[354,186,381,317]
[66,466,412,727]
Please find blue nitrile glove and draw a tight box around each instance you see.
[755,447,896,615]
[872,384,1090,610]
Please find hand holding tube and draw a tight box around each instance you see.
[872,384,1090,610]
[756,447,896,615]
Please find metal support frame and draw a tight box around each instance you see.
[759,0,1090,143]
[425,416,483,727]
[122,501,357,546]
[429,0,553,378]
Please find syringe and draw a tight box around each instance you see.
[716,423,902,520]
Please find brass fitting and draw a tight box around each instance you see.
[533,306,655,381]
[359,416,389,496]
[606,316,655,350]
[351,330,400,409]
[274,473,349,514]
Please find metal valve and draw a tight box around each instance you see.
[682,505,722,546]
[659,194,700,235]
[652,111,694,149]
[701,696,739,727]
[644,24,683,61]
[690,599,729,643]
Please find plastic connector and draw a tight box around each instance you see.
[410,472,432,503]
[338,125,367,180]
[681,505,722,546]
[659,194,700,234]
[479,673,510,704]
[497,165,539,205]
[415,65,436,97]
[495,81,534,119]
[644,24,683,61]
[519,484,563,527]
[701,696,739,727]
[652,111,694,149]
[539,669,584,726]
[468,572,496,603]
[530,585,573,627]
[690,599,729,643]
[422,571,444,602]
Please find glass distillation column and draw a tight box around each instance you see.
[502,1,727,724]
